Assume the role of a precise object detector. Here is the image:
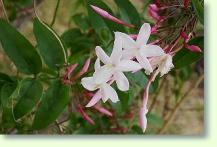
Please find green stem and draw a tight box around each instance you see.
[50,0,60,27]
[1,0,9,22]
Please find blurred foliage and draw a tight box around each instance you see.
[0,0,204,134]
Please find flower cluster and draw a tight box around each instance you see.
[81,22,174,132]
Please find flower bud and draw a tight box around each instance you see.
[184,44,202,52]
[90,5,134,28]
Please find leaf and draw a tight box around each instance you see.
[0,73,14,106]
[0,73,13,85]
[33,18,67,70]
[1,82,17,129]
[61,28,94,54]
[32,80,70,130]
[0,19,42,74]
[1,82,17,108]
[191,0,204,25]
[71,13,90,31]
[13,78,43,119]
[114,0,141,27]
[173,37,204,69]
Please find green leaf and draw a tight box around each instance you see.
[0,19,42,74]
[0,73,13,86]
[32,80,70,130]
[0,73,14,106]
[191,0,204,25]
[1,82,18,129]
[173,37,204,69]
[14,78,43,119]
[1,82,17,108]
[33,18,67,70]
[61,28,94,54]
[114,0,141,27]
[71,13,90,31]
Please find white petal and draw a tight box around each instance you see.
[101,83,119,103]
[136,54,153,73]
[140,45,164,57]
[122,49,135,60]
[94,58,101,71]
[93,65,113,84]
[136,23,151,46]
[86,91,102,107]
[160,55,174,76]
[118,60,142,72]
[116,32,136,50]
[81,77,97,91]
[95,46,110,64]
[114,72,129,91]
[110,34,122,64]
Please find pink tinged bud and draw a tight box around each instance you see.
[93,105,113,117]
[64,63,78,79]
[86,90,102,107]
[149,4,159,11]
[151,25,158,34]
[184,0,190,8]
[90,5,135,28]
[139,107,148,133]
[77,105,95,125]
[148,8,161,21]
[74,58,91,78]
[139,72,157,133]
[180,32,190,43]
[184,44,202,52]
[82,58,91,73]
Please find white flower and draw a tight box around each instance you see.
[117,23,164,74]
[150,53,174,77]
[81,59,119,107]
[93,33,142,92]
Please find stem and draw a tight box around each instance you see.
[50,0,60,27]
[1,0,9,22]
[157,75,204,134]
[55,120,64,134]
[159,5,184,10]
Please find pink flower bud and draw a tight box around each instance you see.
[184,44,202,52]
[94,105,113,117]
[180,32,190,42]
[149,4,159,11]
[148,8,161,21]
[71,58,91,80]
[139,107,148,133]
[81,58,91,73]
[64,63,78,80]
[77,105,95,125]
[91,5,135,28]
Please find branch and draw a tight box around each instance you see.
[157,74,204,134]
[50,0,60,27]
